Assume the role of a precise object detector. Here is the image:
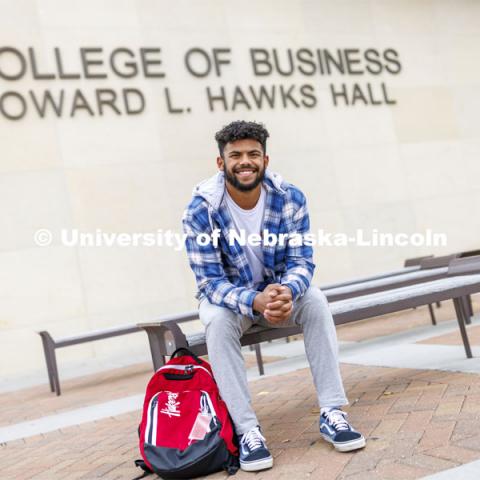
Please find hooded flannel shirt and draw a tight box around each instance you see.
[182,169,315,319]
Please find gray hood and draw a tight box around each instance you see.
[192,168,288,211]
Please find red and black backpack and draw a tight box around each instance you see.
[135,348,239,479]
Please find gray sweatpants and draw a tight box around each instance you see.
[199,287,348,435]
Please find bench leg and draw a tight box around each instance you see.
[146,331,167,371]
[467,295,474,318]
[39,331,61,395]
[142,323,189,371]
[254,343,264,376]
[462,296,472,325]
[436,301,442,308]
[453,297,473,359]
[39,332,55,393]
[50,349,61,396]
[428,304,437,326]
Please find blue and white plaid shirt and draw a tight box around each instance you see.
[182,169,315,318]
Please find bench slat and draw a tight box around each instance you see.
[56,326,141,347]
[52,311,199,347]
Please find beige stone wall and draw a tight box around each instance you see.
[1,0,480,380]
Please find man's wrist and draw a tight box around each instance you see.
[236,288,258,318]
[281,283,295,300]
[252,292,262,314]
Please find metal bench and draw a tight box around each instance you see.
[38,312,202,395]
[138,257,480,372]
[319,253,434,291]
[38,324,142,396]
[323,254,468,326]
[38,311,264,396]
[38,254,477,395]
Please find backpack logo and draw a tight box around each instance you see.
[160,391,181,417]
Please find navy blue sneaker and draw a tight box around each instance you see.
[320,408,366,452]
[238,426,273,471]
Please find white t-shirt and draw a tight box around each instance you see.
[225,186,266,287]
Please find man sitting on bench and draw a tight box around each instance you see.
[182,120,366,472]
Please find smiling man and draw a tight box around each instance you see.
[182,121,365,472]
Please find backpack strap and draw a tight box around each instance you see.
[132,459,153,480]
[170,347,203,365]
[225,453,240,475]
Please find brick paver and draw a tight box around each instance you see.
[3,362,480,480]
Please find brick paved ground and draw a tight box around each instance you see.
[3,362,480,480]
[0,354,283,427]
[2,299,480,480]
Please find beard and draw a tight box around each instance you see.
[224,163,266,192]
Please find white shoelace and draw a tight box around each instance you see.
[324,409,350,431]
[241,427,266,451]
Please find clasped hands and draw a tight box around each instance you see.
[253,283,293,324]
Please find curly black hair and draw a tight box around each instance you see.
[214,120,269,158]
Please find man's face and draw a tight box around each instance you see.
[217,138,269,192]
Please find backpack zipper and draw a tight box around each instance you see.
[145,392,159,445]
[157,364,212,378]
